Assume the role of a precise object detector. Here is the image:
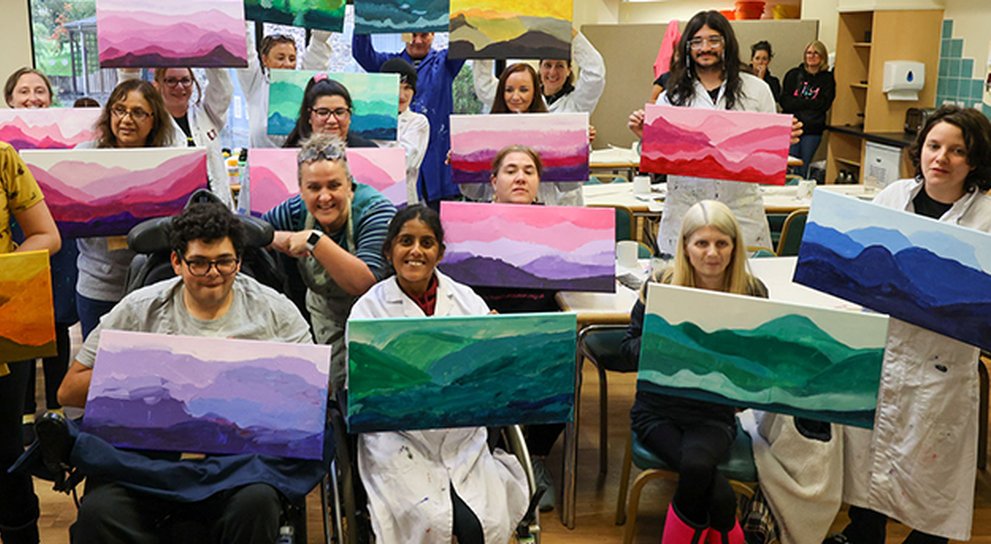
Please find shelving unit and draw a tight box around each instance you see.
[825,9,942,184]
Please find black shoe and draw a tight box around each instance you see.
[22,414,36,448]
[35,411,73,488]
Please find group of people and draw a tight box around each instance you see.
[1,7,990,544]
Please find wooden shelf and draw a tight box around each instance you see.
[836,158,862,168]
[853,42,872,48]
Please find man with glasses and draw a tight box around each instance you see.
[44,201,323,543]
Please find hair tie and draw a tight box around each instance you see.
[313,73,328,83]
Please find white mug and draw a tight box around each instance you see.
[797,179,816,200]
[616,240,639,268]
[632,175,651,195]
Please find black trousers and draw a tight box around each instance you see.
[70,479,281,544]
[844,506,948,544]
[23,323,71,415]
[641,421,736,530]
[0,362,39,540]
[451,483,484,544]
[524,423,565,458]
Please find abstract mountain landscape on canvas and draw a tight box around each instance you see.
[450,113,589,183]
[0,109,101,150]
[347,312,576,432]
[355,0,448,33]
[0,251,56,363]
[639,284,888,428]
[83,331,331,459]
[21,148,208,238]
[267,70,398,139]
[795,191,991,351]
[244,0,345,32]
[640,104,792,185]
[448,0,572,59]
[97,0,248,67]
[439,201,615,292]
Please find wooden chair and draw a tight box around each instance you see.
[776,209,809,257]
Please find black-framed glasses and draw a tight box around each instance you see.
[688,36,725,50]
[311,107,351,120]
[110,105,152,121]
[164,77,194,88]
[180,255,240,276]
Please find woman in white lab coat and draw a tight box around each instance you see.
[830,105,991,543]
[348,205,529,544]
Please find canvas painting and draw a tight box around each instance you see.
[267,70,399,140]
[0,251,56,363]
[82,330,331,459]
[0,109,101,151]
[448,0,573,60]
[795,190,991,351]
[354,0,448,34]
[639,104,792,185]
[244,0,345,32]
[96,0,248,68]
[639,283,888,428]
[248,147,406,216]
[449,113,589,184]
[347,312,576,432]
[20,148,208,238]
[438,201,614,292]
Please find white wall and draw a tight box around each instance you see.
[802,0,838,51]
[943,0,991,79]
[575,0,621,27]
[618,0,801,23]
[0,1,34,96]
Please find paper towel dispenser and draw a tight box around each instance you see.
[883,61,925,101]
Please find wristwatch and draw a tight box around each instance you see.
[305,230,324,252]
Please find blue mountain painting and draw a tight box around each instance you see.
[795,221,991,351]
[639,312,883,428]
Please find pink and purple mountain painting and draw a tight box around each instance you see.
[248,147,407,217]
[82,331,332,460]
[438,201,615,292]
[20,148,208,238]
[96,0,248,68]
[640,104,792,185]
[450,113,589,184]
[0,109,101,150]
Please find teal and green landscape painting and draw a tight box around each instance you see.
[244,0,345,32]
[639,284,888,428]
[347,312,576,433]
[267,70,399,140]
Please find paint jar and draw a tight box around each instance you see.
[616,240,639,269]
[633,175,651,195]
[797,179,816,200]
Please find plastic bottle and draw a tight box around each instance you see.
[275,525,293,544]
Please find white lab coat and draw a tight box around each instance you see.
[655,72,775,256]
[236,29,333,149]
[842,177,991,540]
[372,108,430,205]
[349,271,530,544]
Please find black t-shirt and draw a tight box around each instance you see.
[174,115,195,147]
[912,186,954,219]
[706,87,720,103]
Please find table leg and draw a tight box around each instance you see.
[561,343,583,529]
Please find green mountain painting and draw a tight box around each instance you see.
[244,0,345,32]
[639,284,888,428]
[266,69,399,140]
[347,312,576,433]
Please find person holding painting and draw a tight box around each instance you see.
[74,79,177,339]
[282,75,378,149]
[620,200,764,543]
[347,204,529,544]
[780,40,835,178]
[0,141,61,544]
[374,58,430,206]
[263,133,395,390]
[827,106,991,544]
[237,29,334,148]
[352,32,465,209]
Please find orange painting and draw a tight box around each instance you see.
[0,250,56,362]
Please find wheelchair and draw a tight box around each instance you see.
[322,395,545,544]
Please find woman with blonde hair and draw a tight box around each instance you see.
[780,40,835,177]
[621,200,764,543]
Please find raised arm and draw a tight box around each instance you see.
[351,34,390,72]
[567,31,606,112]
[300,30,333,71]
[202,68,234,131]
[236,24,264,101]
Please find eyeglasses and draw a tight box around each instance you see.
[688,36,725,50]
[110,105,152,121]
[163,77,194,88]
[311,107,351,120]
[297,143,347,164]
[180,255,240,276]
[805,50,823,57]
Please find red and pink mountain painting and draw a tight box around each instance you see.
[96,0,248,68]
[20,148,208,238]
[0,109,101,150]
[640,104,792,185]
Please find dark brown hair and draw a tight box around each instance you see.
[666,10,746,111]
[4,67,54,106]
[490,63,548,114]
[284,77,354,148]
[95,79,175,149]
[909,104,991,193]
[490,145,544,180]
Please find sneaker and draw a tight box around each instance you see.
[532,458,556,513]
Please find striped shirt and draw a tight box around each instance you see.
[262,183,396,280]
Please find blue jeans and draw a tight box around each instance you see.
[76,294,118,341]
[789,134,823,178]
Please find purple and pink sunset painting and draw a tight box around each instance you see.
[20,148,208,238]
[640,104,792,185]
[0,109,101,151]
[248,147,407,217]
[449,113,589,184]
[439,201,615,292]
[82,330,332,460]
[96,0,248,68]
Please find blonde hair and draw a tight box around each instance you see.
[655,200,758,295]
[804,40,829,71]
